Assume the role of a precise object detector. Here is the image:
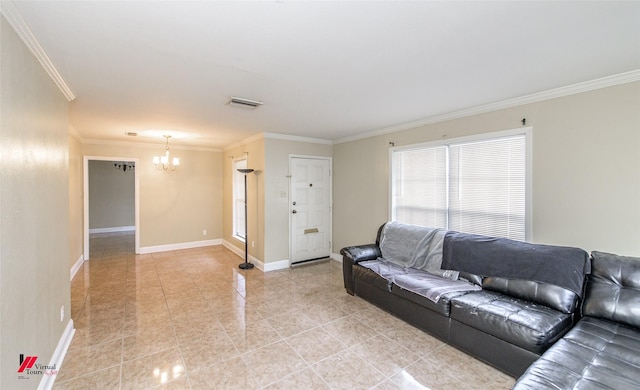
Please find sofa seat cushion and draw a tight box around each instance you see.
[353,264,392,292]
[450,290,572,353]
[513,317,640,390]
[392,284,470,316]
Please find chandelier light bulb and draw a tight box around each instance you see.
[153,135,179,171]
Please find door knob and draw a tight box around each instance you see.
[292,210,297,214]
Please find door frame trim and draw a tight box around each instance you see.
[83,156,140,260]
[288,155,333,265]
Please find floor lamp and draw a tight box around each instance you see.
[238,168,255,270]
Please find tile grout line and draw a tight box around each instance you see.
[60,234,512,388]
[154,251,193,389]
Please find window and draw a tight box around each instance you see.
[391,129,530,241]
[233,158,247,240]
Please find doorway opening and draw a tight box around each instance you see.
[83,156,140,260]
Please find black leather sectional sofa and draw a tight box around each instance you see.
[513,251,640,389]
[341,223,640,388]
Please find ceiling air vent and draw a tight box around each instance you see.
[227,97,264,109]
[125,132,138,137]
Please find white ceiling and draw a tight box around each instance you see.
[8,1,640,149]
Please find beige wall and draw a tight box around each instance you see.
[88,160,135,229]
[1,15,71,389]
[333,136,390,247]
[69,134,83,268]
[81,143,223,249]
[333,82,640,257]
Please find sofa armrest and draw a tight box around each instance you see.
[341,244,381,295]
[341,244,381,264]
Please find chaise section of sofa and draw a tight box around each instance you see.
[513,251,640,389]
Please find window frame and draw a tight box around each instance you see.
[389,127,533,241]
[232,157,247,242]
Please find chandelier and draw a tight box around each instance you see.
[114,162,134,172]
[153,135,180,171]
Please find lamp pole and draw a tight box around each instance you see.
[238,168,255,269]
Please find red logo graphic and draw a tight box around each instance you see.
[18,354,38,373]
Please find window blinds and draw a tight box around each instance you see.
[233,159,247,239]
[392,146,448,229]
[392,133,526,241]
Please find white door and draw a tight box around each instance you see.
[290,157,331,264]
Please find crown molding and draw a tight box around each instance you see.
[263,132,333,145]
[224,132,263,152]
[68,125,83,141]
[82,138,222,153]
[224,131,333,151]
[0,1,76,102]
[334,69,640,144]
[242,132,266,145]
[223,142,244,152]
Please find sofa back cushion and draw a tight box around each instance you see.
[379,222,431,267]
[583,251,640,329]
[375,223,387,246]
[442,231,590,297]
[378,222,458,279]
[482,277,580,314]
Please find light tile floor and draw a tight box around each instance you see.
[55,232,514,389]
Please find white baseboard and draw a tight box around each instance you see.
[222,240,293,272]
[264,259,290,271]
[70,254,84,281]
[139,239,222,254]
[222,239,243,258]
[222,240,265,270]
[331,252,343,262]
[250,258,265,271]
[38,319,75,390]
[88,226,135,234]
